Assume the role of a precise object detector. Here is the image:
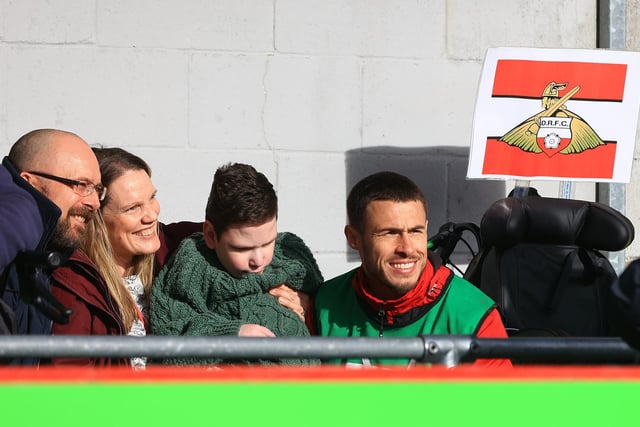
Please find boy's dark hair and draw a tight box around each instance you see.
[347,171,427,233]
[205,163,278,236]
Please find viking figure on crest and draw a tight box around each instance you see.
[499,81,604,156]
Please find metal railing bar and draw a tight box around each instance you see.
[0,336,427,360]
[0,335,638,365]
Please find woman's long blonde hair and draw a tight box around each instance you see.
[84,147,156,330]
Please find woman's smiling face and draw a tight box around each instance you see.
[101,168,161,271]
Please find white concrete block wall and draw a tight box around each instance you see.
[98,0,274,51]
[275,0,444,58]
[447,0,597,60]
[4,46,189,147]
[2,0,624,279]
[4,0,94,43]
[363,59,480,148]
[189,53,269,149]
[265,55,362,152]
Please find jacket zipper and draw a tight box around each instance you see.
[377,302,386,337]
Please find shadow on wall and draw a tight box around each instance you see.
[345,146,506,263]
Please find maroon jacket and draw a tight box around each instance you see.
[50,249,128,367]
[155,221,202,270]
[47,221,201,367]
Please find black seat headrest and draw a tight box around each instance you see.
[480,197,634,251]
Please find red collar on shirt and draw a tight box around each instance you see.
[352,256,453,326]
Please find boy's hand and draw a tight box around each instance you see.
[269,284,310,321]
[238,324,276,337]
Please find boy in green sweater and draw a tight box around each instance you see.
[151,163,323,365]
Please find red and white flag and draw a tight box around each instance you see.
[468,47,640,182]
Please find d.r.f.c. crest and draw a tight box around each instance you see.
[499,82,605,157]
[536,117,573,157]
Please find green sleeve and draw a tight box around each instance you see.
[277,232,324,294]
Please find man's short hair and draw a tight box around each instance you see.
[205,163,277,236]
[347,171,428,233]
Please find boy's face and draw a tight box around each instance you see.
[203,216,277,278]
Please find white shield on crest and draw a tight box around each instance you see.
[536,117,573,157]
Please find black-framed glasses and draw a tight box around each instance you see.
[28,171,107,201]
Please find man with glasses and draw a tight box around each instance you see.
[1,129,127,366]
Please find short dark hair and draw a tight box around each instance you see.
[205,163,277,236]
[347,171,428,233]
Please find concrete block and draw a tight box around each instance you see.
[343,147,448,237]
[97,0,273,51]
[447,0,597,60]
[448,155,506,224]
[2,0,94,43]
[264,55,362,151]
[363,59,481,148]
[315,253,361,283]
[275,151,348,255]
[135,148,279,223]
[189,53,269,149]
[275,0,444,58]
[5,46,189,148]
[630,1,640,51]
[0,4,4,40]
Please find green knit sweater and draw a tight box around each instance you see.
[150,231,323,365]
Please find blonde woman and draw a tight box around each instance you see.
[85,147,199,368]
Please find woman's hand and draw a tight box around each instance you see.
[269,284,310,321]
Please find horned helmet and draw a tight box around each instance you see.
[541,81,568,109]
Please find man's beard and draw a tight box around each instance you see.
[48,209,94,251]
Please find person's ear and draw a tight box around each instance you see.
[344,225,360,250]
[203,221,217,249]
[20,172,48,194]
[20,172,39,188]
